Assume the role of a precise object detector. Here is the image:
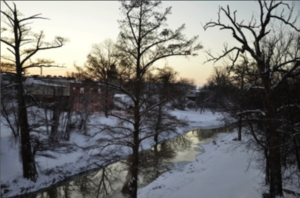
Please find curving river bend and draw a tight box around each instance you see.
[13,125,235,198]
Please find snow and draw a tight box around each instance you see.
[138,132,264,198]
[169,109,223,128]
[1,107,296,197]
[24,77,68,87]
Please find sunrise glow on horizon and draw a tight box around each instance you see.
[1,1,299,87]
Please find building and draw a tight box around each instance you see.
[24,75,114,113]
[70,82,113,113]
[24,76,73,109]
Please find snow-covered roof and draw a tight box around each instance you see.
[24,77,68,87]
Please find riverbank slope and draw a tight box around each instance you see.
[1,108,222,197]
[138,132,265,198]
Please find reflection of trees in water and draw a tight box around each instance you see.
[165,135,192,152]
[37,184,74,198]
[73,166,120,198]
[35,141,182,198]
[36,182,76,198]
[35,166,120,198]
[121,134,193,192]
[192,125,236,141]
[37,186,59,198]
[139,142,176,184]
[139,135,192,184]
[32,126,236,198]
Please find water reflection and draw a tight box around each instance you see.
[139,138,182,185]
[33,165,122,198]
[18,126,234,198]
[72,166,120,198]
[192,125,236,141]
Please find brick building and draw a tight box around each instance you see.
[69,83,113,113]
[24,75,114,113]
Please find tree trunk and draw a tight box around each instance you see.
[83,111,89,135]
[16,73,38,181]
[238,116,242,141]
[122,112,140,198]
[50,101,60,142]
[264,148,270,185]
[122,77,141,198]
[264,86,283,197]
[154,103,163,150]
[238,71,244,141]
[104,84,109,118]
[268,134,283,198]
[63,109,72,141]
[292,136,300,172]
[129,97,141,198]
[1,1,66,182]
[129,138,139,198]
[44,106,50,135]
[15,23,38,180]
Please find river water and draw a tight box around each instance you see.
[14,125,235,198]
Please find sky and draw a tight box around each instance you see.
[1,1,299,87]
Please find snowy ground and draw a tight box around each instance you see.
[1,108,296,197]
[138,132,264,198]
[0,108,222,197]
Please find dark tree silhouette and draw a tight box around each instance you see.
[90,1,202,197]
[1,1,67,181]
[83,39,118,117]
[203,1,300,197]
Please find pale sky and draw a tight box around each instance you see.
[1,1,299,87]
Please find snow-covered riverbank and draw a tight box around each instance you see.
[3,108,286,198]
[1,109,223,197]
[138,132,264,198]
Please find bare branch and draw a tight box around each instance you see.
[1,10,14,24]
[20,35,66,66]
[7,47,16,55]
[270,15,300,31]
[204,46,242,68]
[272,60,300,89]
[2,1,14,14]
[19,14,49,22]
[0,38,15,49]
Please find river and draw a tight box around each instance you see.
[12,125,235,198]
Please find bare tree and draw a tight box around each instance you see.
[116,1,201,196]
[1,1,67,181]
[1,71,19,139]
[48,85,69,142]
[144,67,189,152]
[200,66,235,113]
[227,58,247,141]
[83,39,118,117]
[203,1,300,197]
[88,1,202,197]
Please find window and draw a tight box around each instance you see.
[80,87,84,93]
[98,88,101,94]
